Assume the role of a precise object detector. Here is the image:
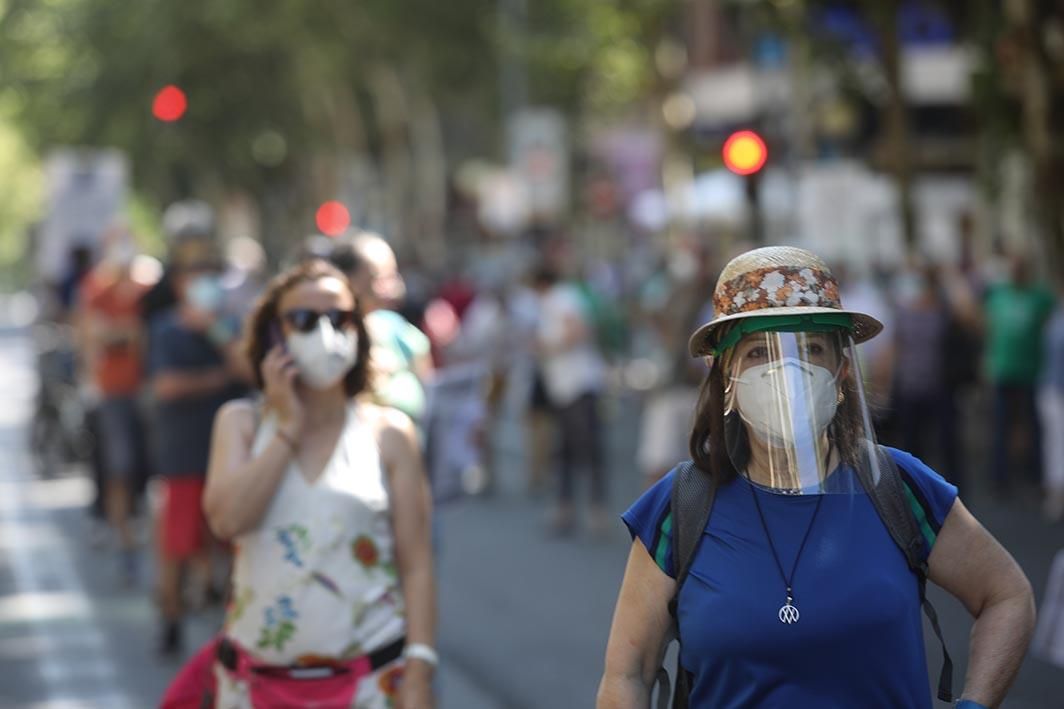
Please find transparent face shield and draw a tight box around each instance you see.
[719,322,883,495]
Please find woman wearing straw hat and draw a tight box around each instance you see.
[598,247,1035,709]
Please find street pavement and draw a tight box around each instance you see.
[439,397,1064,709]
[2,326,1063,708]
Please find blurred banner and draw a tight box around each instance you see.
[37,148,128,281]
[508,108,569,223]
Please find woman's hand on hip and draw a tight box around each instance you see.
[262,345,304,436]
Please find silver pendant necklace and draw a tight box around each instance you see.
[748,482,824,625]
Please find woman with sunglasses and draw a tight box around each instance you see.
[202,259,436,708]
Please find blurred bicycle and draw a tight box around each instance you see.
[29,322,94,477]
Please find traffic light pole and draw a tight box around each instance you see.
[745,171,764,244]
[722,129,767,244]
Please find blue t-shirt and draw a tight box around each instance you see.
[147,310,235,478]
[622,448,957,709]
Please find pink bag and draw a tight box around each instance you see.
[159,636,220,708]
[218,638,373,708]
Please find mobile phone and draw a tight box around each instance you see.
[268,320,287,352]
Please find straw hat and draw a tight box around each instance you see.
[688,246,884,357]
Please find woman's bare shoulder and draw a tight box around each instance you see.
[215,398,260,437]
[359,401,415,432]
[357,400,418,450]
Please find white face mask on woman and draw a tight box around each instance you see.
[286,318,359,390]
[732,357,839,448]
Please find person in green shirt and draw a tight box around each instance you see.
[328,232,433,423]
[984,254,1055,494]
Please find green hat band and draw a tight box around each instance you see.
[710,313,854,355]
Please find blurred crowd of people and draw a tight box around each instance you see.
[632,220,1064,530]
[28,201,1064,667]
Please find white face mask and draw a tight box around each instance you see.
[286,318,359,390]
[731,357,839,447]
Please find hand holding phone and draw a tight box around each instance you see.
[268,321,288,353]
[263,320,304,436]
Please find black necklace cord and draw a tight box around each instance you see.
[748,482,825,603]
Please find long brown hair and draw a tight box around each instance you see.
[688,328,865,483]
[243,259,371,397]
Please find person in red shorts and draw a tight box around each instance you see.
[147,241,241,656]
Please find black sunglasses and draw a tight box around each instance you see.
[280,308,356,333]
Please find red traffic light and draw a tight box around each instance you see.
[152,85,187,122]
[316,201,351,237]
[723,130,767,176]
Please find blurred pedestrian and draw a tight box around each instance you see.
[147,243,240,655]
[1032,549,1064,672]
[141,200,217,326]
[531,265,608,536]
[78,230,149,584]
[1039,281,1064,522]
[330,233,433,425]
[428,274,510,496]
[57,243,95,319]
[202,259,436,709]
[220,235,269,320]
[600,246,1034,709]
[984,254,1056,495]
[507,276,554,496]
[637,243,713,487]
[838,262,895,429]
[890,263,963,491]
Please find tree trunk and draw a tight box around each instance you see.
[874,0,918,253]
[409,91,448,270]
[1010,0,1064,280]
[369,65,415,251]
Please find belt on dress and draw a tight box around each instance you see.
[216,635,406,679]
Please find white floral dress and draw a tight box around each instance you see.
[214,403,407,708]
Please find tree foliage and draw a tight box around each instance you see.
[0,0,500,203]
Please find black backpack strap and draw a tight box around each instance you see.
[920,579,954,703]
[670,462,718,611]
[862,445,954,703]
[651,461,717,709]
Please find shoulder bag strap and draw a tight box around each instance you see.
[670,462,718,603]
[652,461,717,709]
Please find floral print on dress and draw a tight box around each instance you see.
[713,266,842,317]
[352,534,380,570]
[340,640,364,659]
[293,653,344,668]
[256,595,299,652]
[309,571,343,598]
[227,588,255,625]
[379,590,401,609]
[377,663,404,699]
[276,524,311,568]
